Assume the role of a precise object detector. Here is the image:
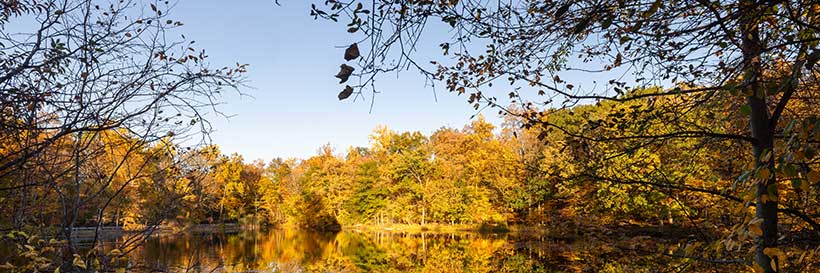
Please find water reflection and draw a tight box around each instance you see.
[126,229,568,273]
[124,228,736,273]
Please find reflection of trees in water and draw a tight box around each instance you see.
[129,233,227,272]
[124,230,735,272]
[127,230,342,272]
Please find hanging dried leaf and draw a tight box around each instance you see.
[344,43,360,61]
[338,85,354,100]
[335,64,355,83]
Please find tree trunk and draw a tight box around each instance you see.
[748,96,779,273]
[741,2,778,271]
[421,206,426,226]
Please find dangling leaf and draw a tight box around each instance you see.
[338,85,354,100]
[344,43,360,61]
[335,64,355,83]
[73,255,87,269]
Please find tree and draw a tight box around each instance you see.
[0,0,245,270]
[312,1,820,271]
[372,127,435,225]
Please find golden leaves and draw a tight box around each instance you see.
[757,168,771,181]
[748,218,764,237]
[72,254,86,269]
[763,247,788,270]
[808,170,820,184]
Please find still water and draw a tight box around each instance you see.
[124,229,590,273]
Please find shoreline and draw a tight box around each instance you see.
[342,223,513,234]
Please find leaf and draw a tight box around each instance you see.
[783,163,797,177]
[344,43,360,61]
[767,184,778,201]
[338,85,354,100]
[792,179,805,192]
[73,255,86,269]
[806,49,820,69]
[554,3,571,17]
[601,15,614,29]
[757,168,771,181]
[752,263,766,273]
[740,105,752,115]
[808,170,820,183]
[748,218,763,236]
[572,18,590,34]
[763,247,788,269]
[335,64,355,83]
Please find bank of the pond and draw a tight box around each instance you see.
[343,223,513,234]
[119,223,245,237]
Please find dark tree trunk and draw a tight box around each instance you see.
[741,1,778,272]
[748,95,779,273]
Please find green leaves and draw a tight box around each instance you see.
[740,105,752,116]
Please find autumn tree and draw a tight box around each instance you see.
[313,0,820,271]
[0,0,245,270]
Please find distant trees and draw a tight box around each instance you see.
[200,118,530,230]
[311,0,820,271]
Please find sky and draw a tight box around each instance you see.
[168,1,500,161]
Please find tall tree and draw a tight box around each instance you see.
[312,1,820,271]
[0,0,245,269]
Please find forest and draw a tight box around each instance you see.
[3,0,820,272]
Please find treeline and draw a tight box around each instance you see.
[5,89,820,271]
[169,88,820,241]
[178,117,542,230]
[0,116,551,231]
[164,87,820,271]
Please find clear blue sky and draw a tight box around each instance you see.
[170,1,497,161]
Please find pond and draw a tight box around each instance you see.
[118,228,731,272]
[121,229,591,272]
